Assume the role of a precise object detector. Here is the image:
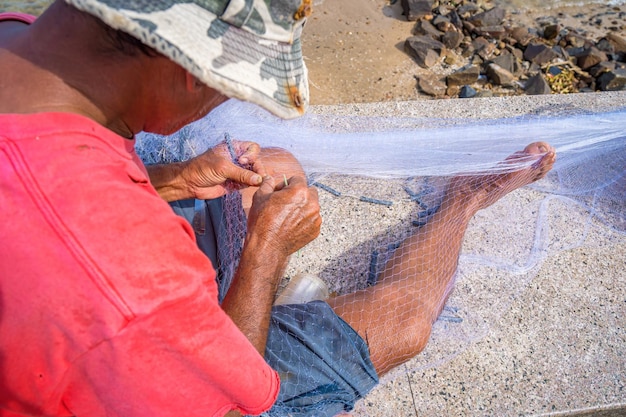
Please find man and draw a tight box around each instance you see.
[0,1,556,416]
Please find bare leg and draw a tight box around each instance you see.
[327,142,556,376]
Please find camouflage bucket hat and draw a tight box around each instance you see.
[64,0,311,119]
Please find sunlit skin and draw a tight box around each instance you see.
[1,1,556,415]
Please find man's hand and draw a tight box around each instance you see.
[221,174,321,354]
[247,175,321,258]
[146,140,267,202]
[182,141,267,200]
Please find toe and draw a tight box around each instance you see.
[524,141,552,154]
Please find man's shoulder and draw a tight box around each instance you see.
[0,111,216,315]
[1,112,138,177]
[1,112,111,140]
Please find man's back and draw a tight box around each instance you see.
[0,112,279,417]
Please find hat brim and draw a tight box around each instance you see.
[65,0,309,119]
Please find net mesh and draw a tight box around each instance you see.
[136,99,625,416]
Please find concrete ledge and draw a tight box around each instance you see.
[309,92,626,417]
[311,91,626,119]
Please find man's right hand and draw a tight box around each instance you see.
[246,175,321,259]
[220,174,321,355]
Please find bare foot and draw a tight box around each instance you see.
[447,141,556,214]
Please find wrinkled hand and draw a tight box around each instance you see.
[246,175,322,258]
[182,140,267,200]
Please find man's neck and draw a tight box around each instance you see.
[0,0,146,138]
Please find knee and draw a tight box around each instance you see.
[398,315,433,360]
[381,313,433,368]
[260,147,304,179]
[372,315,433,375]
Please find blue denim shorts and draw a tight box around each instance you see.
[170,198,379,416]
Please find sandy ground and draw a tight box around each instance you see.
[301,0,626,105]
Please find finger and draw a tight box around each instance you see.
[251,159,268,178]
[228,165,263,187]
[257,175,277,195]
[274,174,306,191]
[237,142,261,166]
[284,175,307,188]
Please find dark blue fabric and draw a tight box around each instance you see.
[169,197,235,303]
[169,198,379,416]
[263,301,379,417]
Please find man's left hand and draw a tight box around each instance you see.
[182,140,267,200]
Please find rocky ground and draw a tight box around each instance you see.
[302,0,626,104]
[4,0,625,104]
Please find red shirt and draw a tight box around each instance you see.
[0,112,279,416]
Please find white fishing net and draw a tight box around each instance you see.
[136,99,625,416]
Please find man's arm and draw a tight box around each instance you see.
[220,175,321,354]
[146,140,265,202]
[146,161,192,202]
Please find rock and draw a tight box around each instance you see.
[523,42,560,65]
[473,25,507,40]
[566,46,586,57]
[447,10,463,30]
[510,26,533,46]
[456,2,480,19]
[596,38,614,54]
[486,63,516,86]
[472,36,495,60]
[431,15,450,27]
[462,20,476,34]
[503,36,517,47]
[597,69,626,91]
[467,7,506,27]
[607,32,626,54]
[564,31,592,48]
[528,61,542,74]
[606,33,626,62]
[472,54,484,66]
[459,85,478,98]
[413,19,443,38]
[552,45,569,60]
[404,36,445,68]
[446,85,460,96]
[435,4,453,16]
[443,51,456,65]
[524,73,551,95]
[417,73,447,96]
[506,45,525,61]
[543,24,560,40]
[436,20,456,33]
[589,61,616,77]
[489,53,521,75]
[576,47,608,70]
[447,65,481,86]
[441,30,464,49]
[461,43,475,58]
[401,0,433,21]
[456,3,480,18]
